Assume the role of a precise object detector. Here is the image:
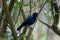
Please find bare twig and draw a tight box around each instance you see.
[39,0,46,13]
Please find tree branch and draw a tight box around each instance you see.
[38,0,60,36]
[51,0,60,36]
[2,0,18,40]
[9,0,15,12]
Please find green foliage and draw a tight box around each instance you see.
[14,2,19,9]
[4,31,13,40]
[20,34,26,39]
[5,31,10,37]
[46,0,50,4]
[37,0,40,3]
[23,2,30,7]
[30,35,33,40]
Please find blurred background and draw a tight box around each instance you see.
[0,0,60,40]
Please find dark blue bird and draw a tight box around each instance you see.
[17,13,38,31]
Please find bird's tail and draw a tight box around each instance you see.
[17,25,23,31]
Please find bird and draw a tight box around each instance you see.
[17,13,38,31]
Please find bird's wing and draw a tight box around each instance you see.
[24,16,33,23]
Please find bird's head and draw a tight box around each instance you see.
[32,13,38,17]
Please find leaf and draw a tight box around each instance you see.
[37,0,40,3]
[46,0,50,3]
[20,34,26,38]
[23,2,30,7]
